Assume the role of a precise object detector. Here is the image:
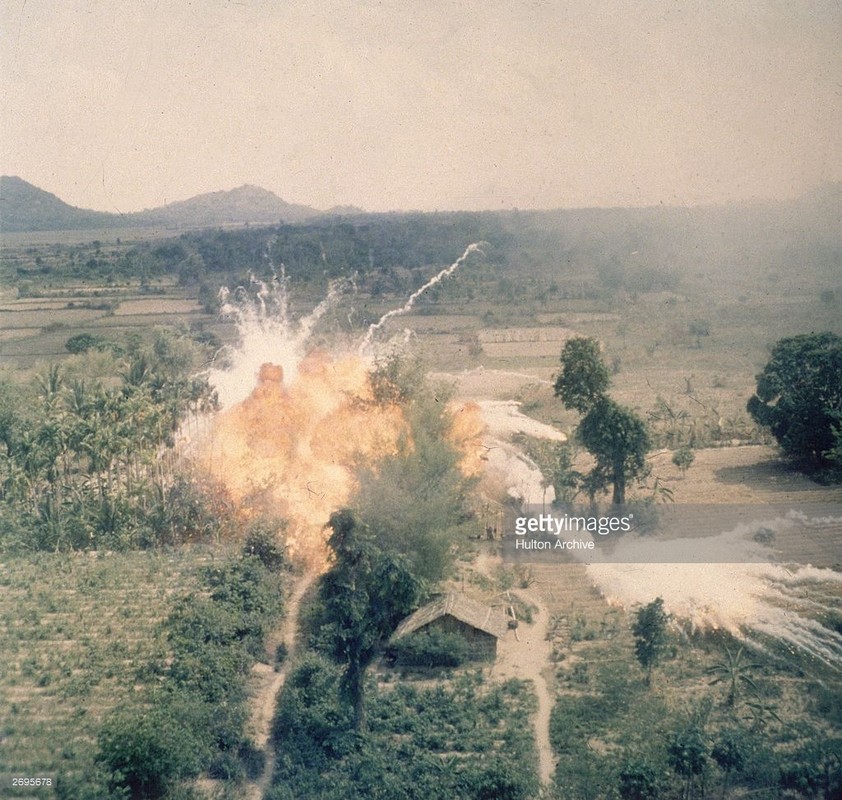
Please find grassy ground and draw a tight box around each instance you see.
[0,547,226,793]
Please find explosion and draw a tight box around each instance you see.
[200,245,485,568]
[203,352,408,565]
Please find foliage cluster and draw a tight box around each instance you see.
[513,435,581,506]
[270,659,538,800]
[0,330,226,552]
[748,331,842,476]
[646,394,767,450]
[355,353,478,582]
[58,549,285,799]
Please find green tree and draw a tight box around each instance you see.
[632,597,669,687]
[554,336,611,413]
[316,509,422,732]
[579,397,651,505]
[747,332,842,471]
[554,337,650,505]
[706,645,761,708]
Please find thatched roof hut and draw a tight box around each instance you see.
[392,592,509,661]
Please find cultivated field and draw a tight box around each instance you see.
[0,548,219,791]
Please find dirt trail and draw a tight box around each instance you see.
[245,572,315,800]
[475,551,556,788]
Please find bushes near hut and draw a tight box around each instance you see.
[391,628,471,668]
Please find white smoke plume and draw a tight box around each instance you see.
[358,242,485,353]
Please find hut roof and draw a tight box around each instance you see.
[393,592,510,640]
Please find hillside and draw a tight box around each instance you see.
[0,176,332,232]
[0,176,115,231]
[131,183,320,227]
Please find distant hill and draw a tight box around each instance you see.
[130,184,320,227]
[0,176,115,232]
[0,176,352,232]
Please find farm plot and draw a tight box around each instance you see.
[0,548,219,787]
[0,307,106,330]
[113,297,203,316]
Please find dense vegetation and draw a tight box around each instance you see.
[546,586,842,800]
[270,662,538,800]
[57,543,285,799]
[748,331,842,476]
[0,541,286,800]
[0,328,221,552]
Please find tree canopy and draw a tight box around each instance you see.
[554,336,650,505]
[554,336,611,413]
[747,331,842,472]
[632,597,669,687]
[578,397,651,506]
[315,509,422,732]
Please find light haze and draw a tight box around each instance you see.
[2,1,840,213]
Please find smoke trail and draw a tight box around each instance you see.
[358,242,485,353]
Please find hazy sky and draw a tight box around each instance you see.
[2,1,840,213]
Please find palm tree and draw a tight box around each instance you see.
[706,645,761,707]
[35,364,64,408]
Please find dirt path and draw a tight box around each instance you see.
[245,572,315,800]
[475,551,556,788]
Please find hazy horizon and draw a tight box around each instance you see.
[2,1,840,215]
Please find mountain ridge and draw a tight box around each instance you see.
[0,176,364,232]
[1,174,838,234]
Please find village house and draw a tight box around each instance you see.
[391,592,510,662]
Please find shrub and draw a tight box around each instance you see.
[97,706,206,798]
[242,518,287,571]
[65,332,108,354]
[391,628,471,668]
[618,760,661,800]
[672,445,695,475]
